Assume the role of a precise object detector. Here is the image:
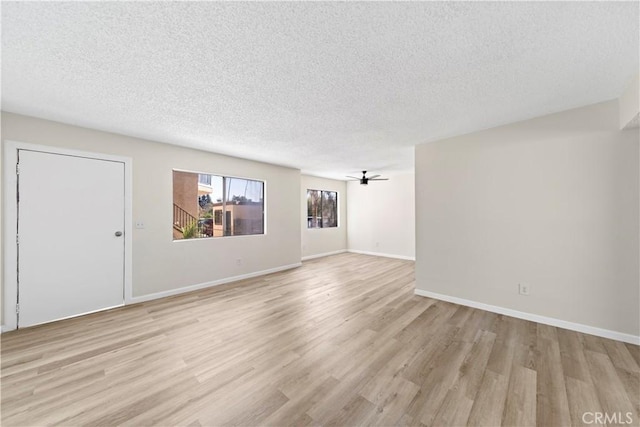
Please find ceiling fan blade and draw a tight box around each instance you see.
[367,174,381,179]
[368,178,389,181]
[346,176,360,180]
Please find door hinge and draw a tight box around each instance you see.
[16,163,19,175]
[16,304,19,315]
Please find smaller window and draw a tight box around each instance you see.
[307,189,338,228]
[214,209,222,225]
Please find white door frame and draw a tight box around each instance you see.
[2,140,133,332]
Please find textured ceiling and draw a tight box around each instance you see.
[2,2,638,179]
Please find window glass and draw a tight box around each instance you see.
[321,191,338,227]
[173,171,264,240]
[307,190,321,228]
[307,189,338,228]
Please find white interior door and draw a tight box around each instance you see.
[18,149,125,327]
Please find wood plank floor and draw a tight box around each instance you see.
[2,253,638,426]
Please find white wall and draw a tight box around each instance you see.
[347,173,415,260]
[1,112,301,323]
[301,175,347,259]
[415,100,639,339]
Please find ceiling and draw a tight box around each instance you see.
[2,2,638,180]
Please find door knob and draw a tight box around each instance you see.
[115,231,123,237]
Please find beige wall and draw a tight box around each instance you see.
[619,73,639,129]
[347,173,415,260]
[301,175,347,259]
[225,204,264,235]
[172,171,199,219]
[1,112,301,323]
[415,100,639,337]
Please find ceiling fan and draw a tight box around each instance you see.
[346,171,389,185]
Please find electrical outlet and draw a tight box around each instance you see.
[519,283,530,296]
[236,258,242,266]
[135,220,145,229]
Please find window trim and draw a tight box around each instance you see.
[306,188,339,229]
[172,168,266,241]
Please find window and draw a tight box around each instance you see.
[173,170,264,240]
[307,189,338,228]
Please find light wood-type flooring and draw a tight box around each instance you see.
[2,253,639,426]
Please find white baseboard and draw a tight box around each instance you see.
[302,249,347,261]
[347,249,415,261]
[414,289,640,345]
[1,325,8,334]
[128,263,302,305]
